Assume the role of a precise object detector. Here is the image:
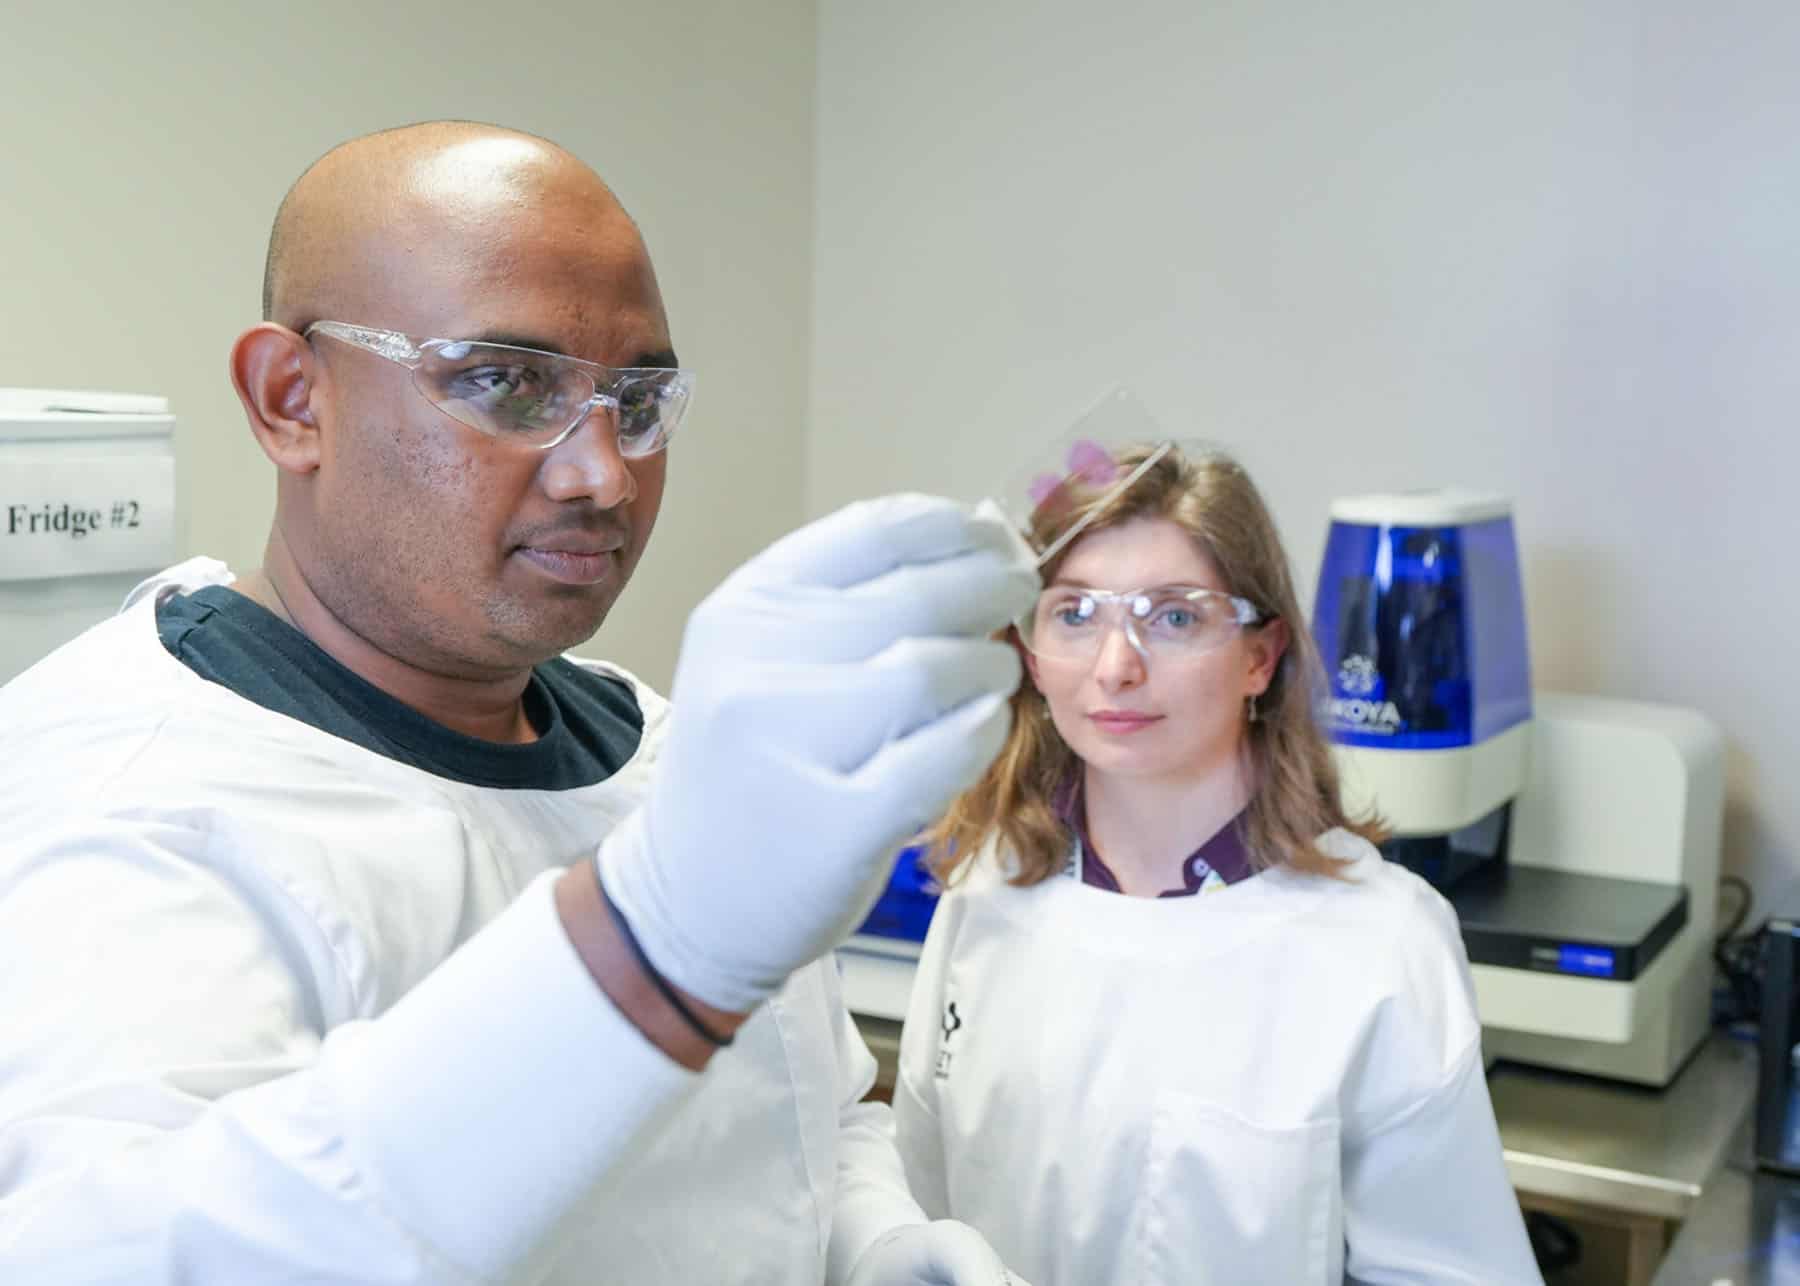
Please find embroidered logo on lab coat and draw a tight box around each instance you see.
[935,1001,963,1081]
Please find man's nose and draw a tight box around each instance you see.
[538,401,638,509]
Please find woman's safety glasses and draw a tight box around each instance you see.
[1019,584,1264,662]
[304,321,695,457]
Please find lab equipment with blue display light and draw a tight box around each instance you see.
[1314,488,1722,1088]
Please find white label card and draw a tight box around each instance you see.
[0,455,177,582]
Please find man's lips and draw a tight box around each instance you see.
[515,540,623,585]
[524,540,621,556]
[515,526,627,557]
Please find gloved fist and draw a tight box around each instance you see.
[846,1221,1033,1286]
[597,494,1038,1013]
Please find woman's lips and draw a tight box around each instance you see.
[1088,711,1163,735]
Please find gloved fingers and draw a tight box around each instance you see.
[745,638,1020,773]
[730,494,1027,592]
[719,551,1036,666]
[864,637,1023,746]
[970,497,1038,568]
[844,685,1015,837]
[839,545,1038,644]
[852,1221,1029,1286]
[918,1221,1016,1282]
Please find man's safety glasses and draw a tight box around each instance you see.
[1019,584,1265,662]
[304,321,694,457]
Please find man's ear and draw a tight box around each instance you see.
[1247,617,1291,695]
[230,324,323,475]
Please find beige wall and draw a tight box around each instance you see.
[812,0,1800,899]
[1,0,816,692]
[10,1,1800,905]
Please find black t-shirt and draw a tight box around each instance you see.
[156,585,644,791]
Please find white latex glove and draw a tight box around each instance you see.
[598,494,1038,1013]
[847,1221,1032,1286]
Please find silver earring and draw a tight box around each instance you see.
[1247,694,1260,723]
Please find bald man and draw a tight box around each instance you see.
[0,123,1037,1285]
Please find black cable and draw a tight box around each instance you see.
[1706,876,1765,1027]
[1525,1210,1582,1273]
[1715,916,1771,1027]
[1719,875,1754,942]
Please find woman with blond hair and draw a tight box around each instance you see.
[892,444,1540,1285]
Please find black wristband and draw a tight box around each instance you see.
[597,880,733,1050]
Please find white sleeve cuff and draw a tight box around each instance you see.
[319,870,699,1282]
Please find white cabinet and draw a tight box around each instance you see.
[0,389,177,684]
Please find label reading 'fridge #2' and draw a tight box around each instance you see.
[0,455,177,582]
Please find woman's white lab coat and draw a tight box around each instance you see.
[893,831,1544,1285]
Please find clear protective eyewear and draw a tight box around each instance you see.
[303,320,695,457]
[1020,584,1265,662]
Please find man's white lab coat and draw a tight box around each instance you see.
[0,560,924,1284]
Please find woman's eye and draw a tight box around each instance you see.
[1050,599,1096,627]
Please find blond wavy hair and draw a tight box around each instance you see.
[927,443,1386,887]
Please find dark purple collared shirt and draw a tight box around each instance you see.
[1055,773,1255,897]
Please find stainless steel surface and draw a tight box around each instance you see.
[1492,1034,1758,1220]
[1651,1119,1800,1285]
